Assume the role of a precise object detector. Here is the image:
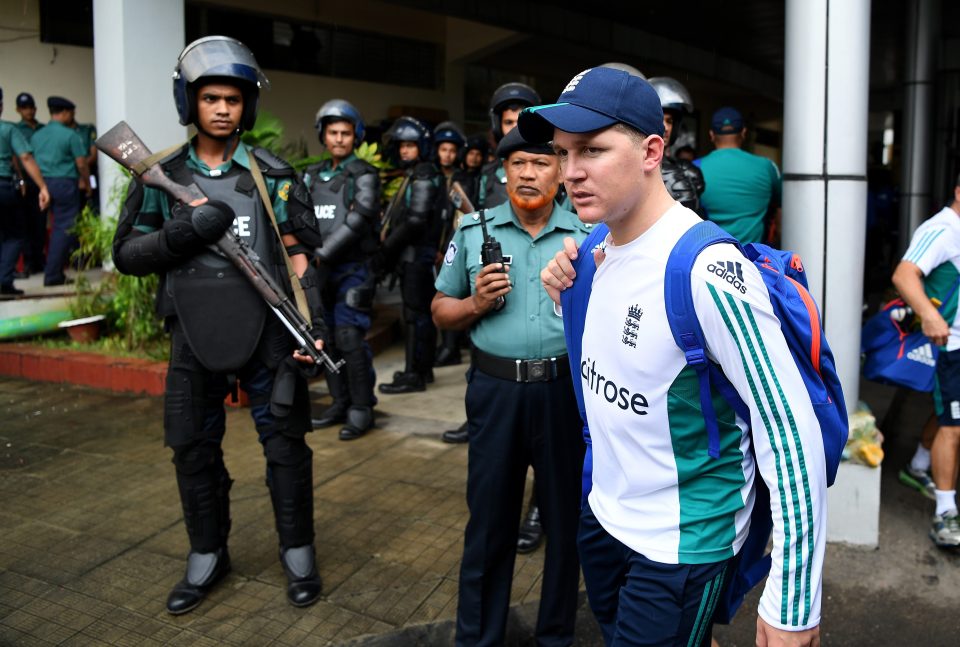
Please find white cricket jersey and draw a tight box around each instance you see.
[582,203,827,631]
[901,206,960,350]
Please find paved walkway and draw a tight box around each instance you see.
[2,340,960,645]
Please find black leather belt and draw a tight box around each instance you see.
[472,348,570,383]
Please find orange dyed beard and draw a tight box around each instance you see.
[508,184,559,212]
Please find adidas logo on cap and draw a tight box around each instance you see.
[907,343,936,367]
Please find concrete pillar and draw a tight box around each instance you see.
[782,0,870,414]
[93,0,186,215]
[782,0,874,546]
[899,0,939,252]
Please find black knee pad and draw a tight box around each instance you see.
[262,432,313,467]
[334,326,365,354]
[171,441,223,476]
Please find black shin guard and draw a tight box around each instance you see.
[263,435,315,549]
[172,444,232,553]
[335,326,374,408]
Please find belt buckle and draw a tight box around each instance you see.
[526,359,547,382]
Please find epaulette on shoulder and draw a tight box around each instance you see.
[458,209,496,229]
[252,147,294,177]
[412,161,439,180]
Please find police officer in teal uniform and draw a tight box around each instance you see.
[30,96,90,286]
[70,116,98,210]
[303,99,381,440]
[0,87,49,295]
[432,127,591,646]
[14,92,43,141]
[14,92,47,275]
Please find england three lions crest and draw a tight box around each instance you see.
[622,304,642,348]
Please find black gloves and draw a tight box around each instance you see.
[163,200,236,254]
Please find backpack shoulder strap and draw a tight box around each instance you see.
[664,220,745,458]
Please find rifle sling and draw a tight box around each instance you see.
[131,143,186,177]
[246,153,311,322]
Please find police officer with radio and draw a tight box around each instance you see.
[377,116,442,394]
[648,76,706,214]
[304,100,381,440]
[433,127,591,646]
[112,36,326,614]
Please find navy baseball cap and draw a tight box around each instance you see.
[711,107,744,134]
[518,67,665,144]
[47,96,76,111]
[16,92,35,108]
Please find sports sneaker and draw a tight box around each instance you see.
[930,510,960,548]
[899,466,936,500]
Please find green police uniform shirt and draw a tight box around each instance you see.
[698,148,782,244]
[0,120,32,178]
[132,142,294,232]
[74,123,96,152]
[30,120,87,179]
[15,120,43,142]
[435,200,592,359]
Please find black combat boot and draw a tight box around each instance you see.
[380,371,426,393]
[280,544,323,607]
[166,548,232,615]
[442,421,469,444]
[435,330,462,366]
[339,406,374,441]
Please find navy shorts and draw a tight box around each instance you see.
[935,347,960,426]
[578,503,735,647]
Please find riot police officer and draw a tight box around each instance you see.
[377,116,442,394]
[112,36,326,614]
[476,82,541,210]
[304,100,381,441]
[648,76,706,214]
[432,120,467,368]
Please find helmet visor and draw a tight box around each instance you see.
[177,36,270,90]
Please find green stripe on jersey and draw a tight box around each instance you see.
[707,284,792,625]
[924,262,960,327]
[667,366,746,563]
[721,290,808,625]
[742,300,815,625]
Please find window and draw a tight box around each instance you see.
[186,4,441,89]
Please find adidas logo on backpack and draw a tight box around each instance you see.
[907,343,936,367]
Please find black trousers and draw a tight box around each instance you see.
[456,368,585,647]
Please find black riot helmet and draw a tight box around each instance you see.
[432,120,466,161]
[315,98,366,145]
[488,82,541,142]
[173,36,269,132]
[383,116,431,166]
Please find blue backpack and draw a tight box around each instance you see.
[561,219,848,624]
